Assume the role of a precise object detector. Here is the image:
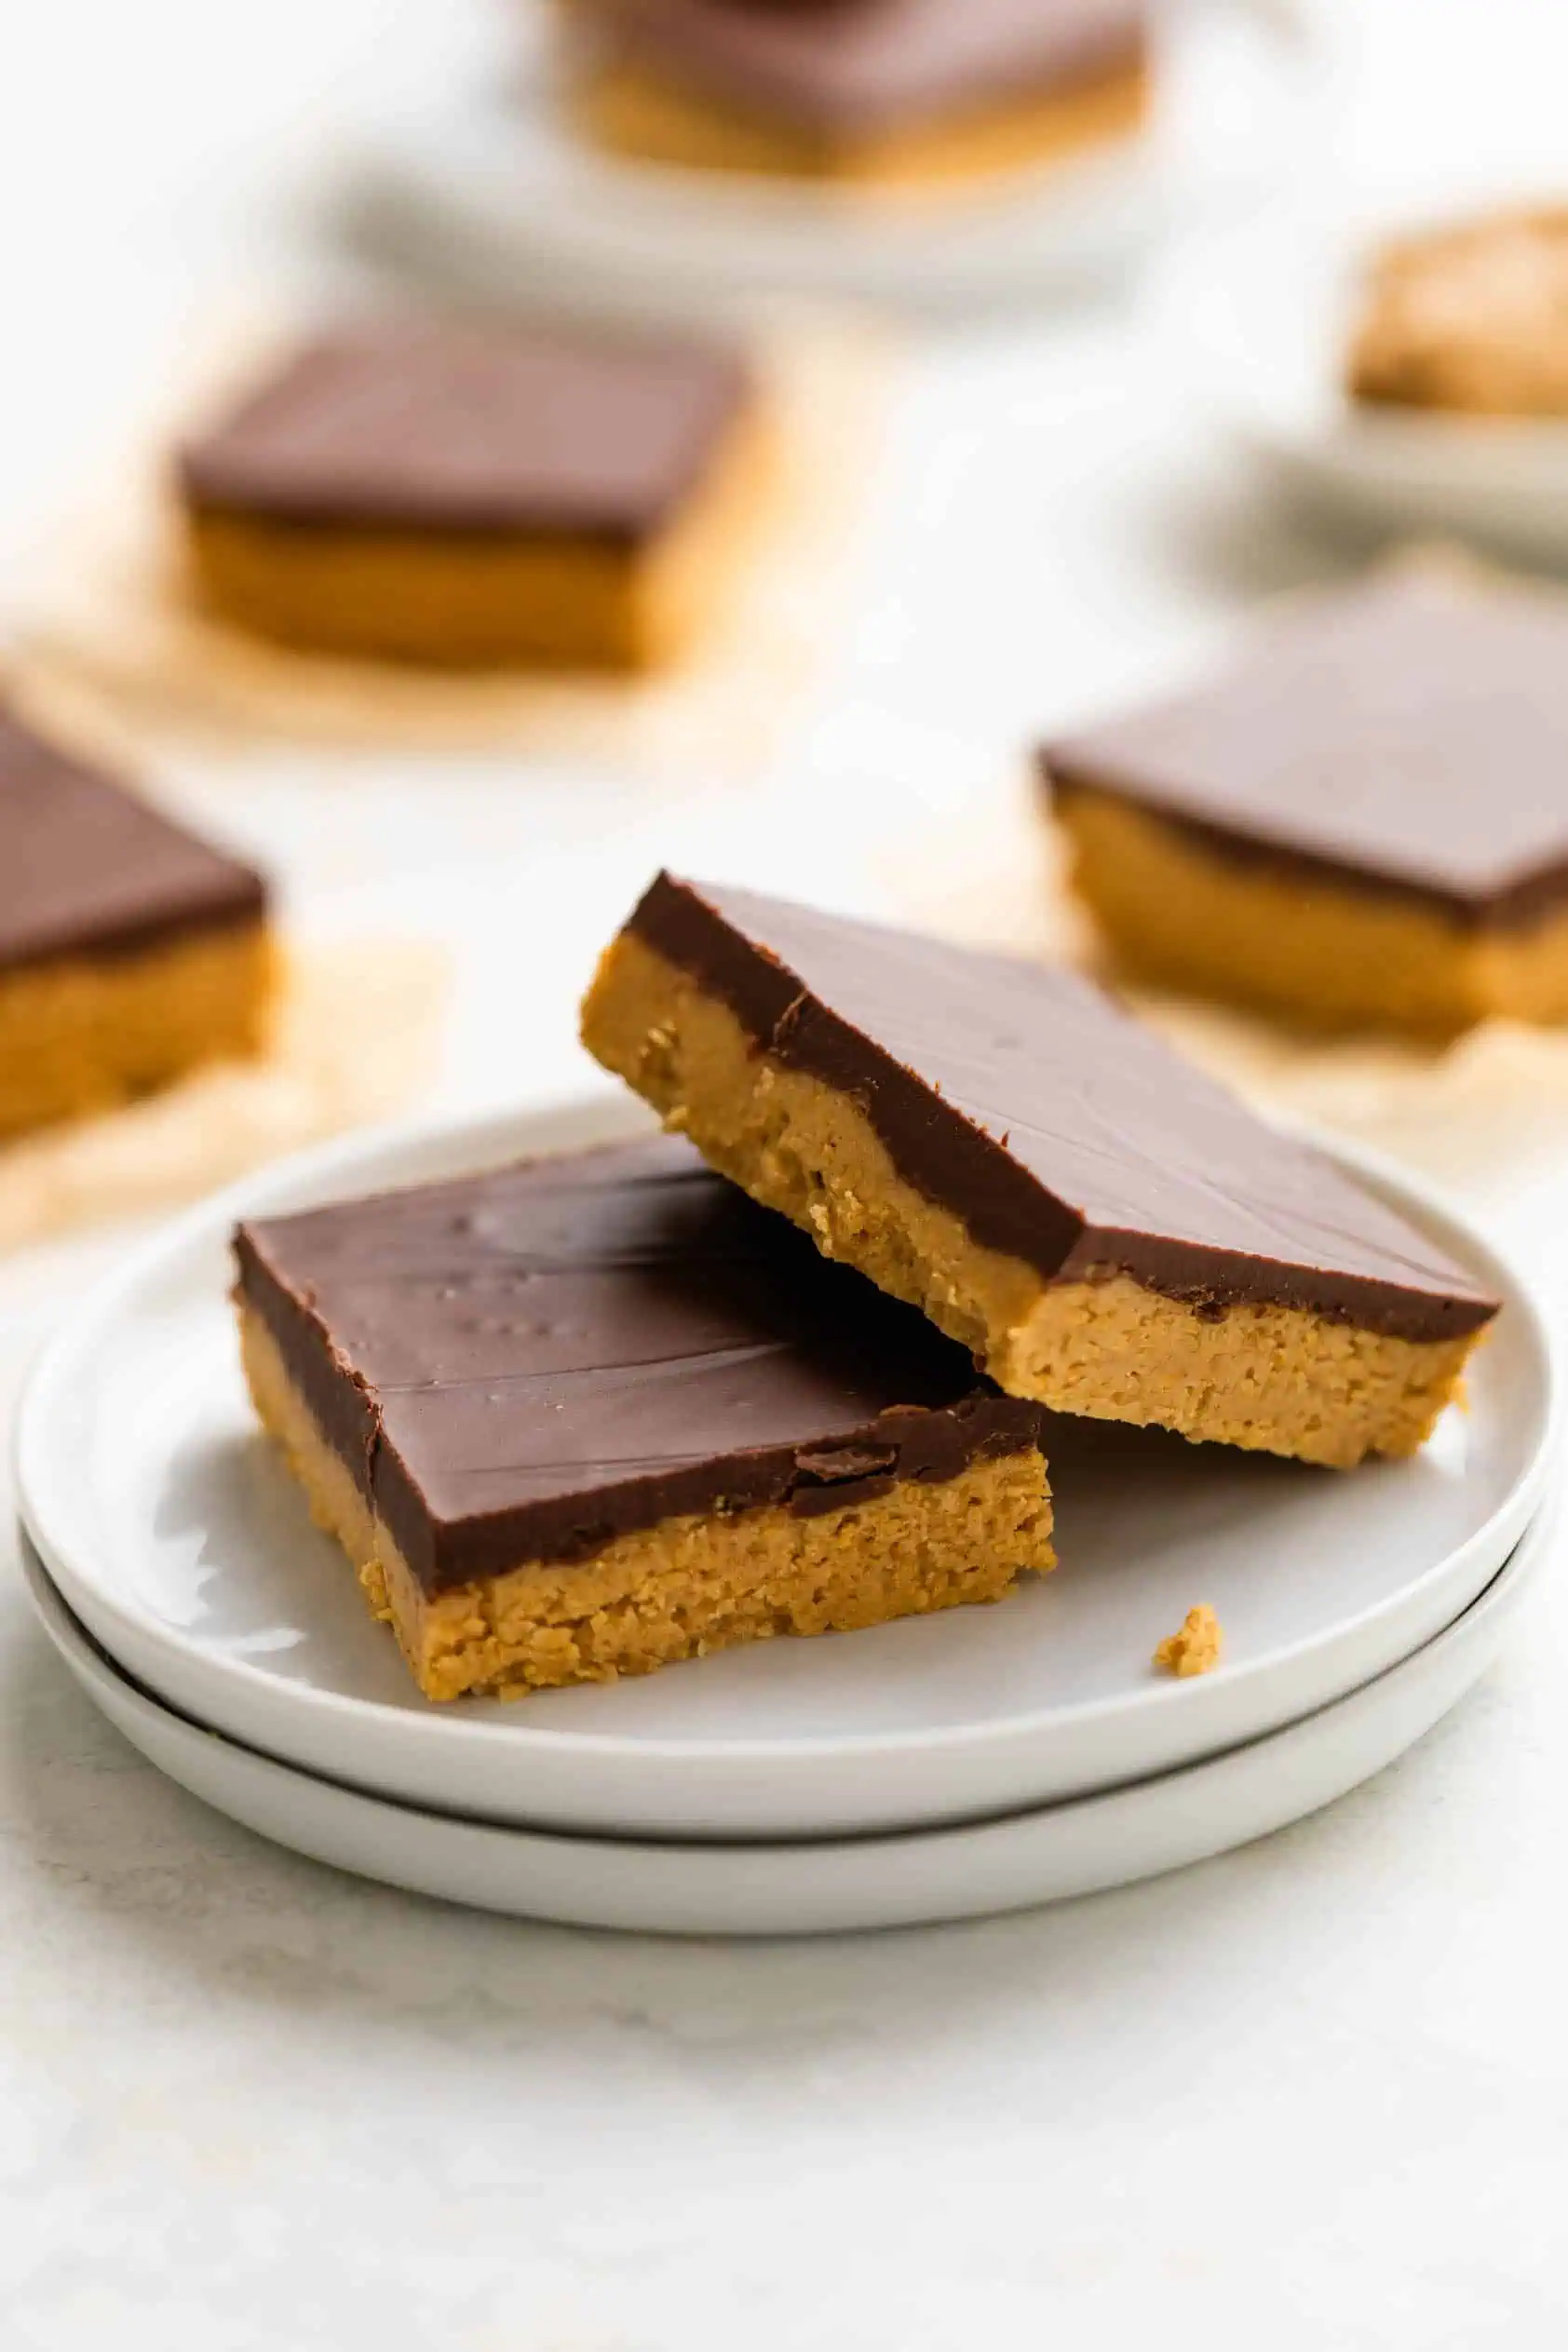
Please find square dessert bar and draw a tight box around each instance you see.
[235,1136,1054,1702]
[0,706,271,1139]
[1043,571,1568,1034]
[581,874,1498,1467]
[177,319,762,669]
[566,0,1149,186]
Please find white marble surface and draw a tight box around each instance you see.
[7,1,1568,2342]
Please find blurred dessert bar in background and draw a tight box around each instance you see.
[1043,571,1568,1034]
[0,706,273,1139]
[581,872,1497,1467]
[235,1135,1055,1700]
[561,0,1150,187]
[176,319,765,669]
[1348,206,1568,417]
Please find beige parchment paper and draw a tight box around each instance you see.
[9,313,890,782]
[0,938,448,1252]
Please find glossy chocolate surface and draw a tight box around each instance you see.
[0,706,265,975]
[626,872,1498,1342]
[179,321,751,538]
[579,0,1146,134]
[236,1137,1048,1597]
[1043,574,1568,926]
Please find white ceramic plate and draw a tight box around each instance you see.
[13,1088,1553,1841]
[18,1513,1548,1937]
[1159,203,1568,557]
[342,1,1319,315]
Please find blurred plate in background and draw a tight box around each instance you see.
[1156,200,1568,558]
[337,0,1321,318]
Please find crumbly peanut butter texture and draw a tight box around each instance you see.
[240,1305,1055,1702]
[0,924,274,1141]
[580,928,1482,1467]
[572,52,1148,186]
[1057,789,1568,1035]
[184,408,771,671]
[1348,208,1568,418]
[1154,1604,1223,1678]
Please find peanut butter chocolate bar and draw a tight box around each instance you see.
[178,319,761,669]
[566,0,1149,186]
[1043,571,1568,1034]
[581,873,1496,1467]
[0,706,272,1139]
[235,1136,1054,1702]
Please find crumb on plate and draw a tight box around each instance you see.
[1154,1604,1223,1679]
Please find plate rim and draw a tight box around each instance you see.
[13,1084,1557,1769]
[15,1503,1546,1938]
[19,1508,1547,1843]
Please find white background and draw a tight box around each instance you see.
[6,3,1568,2344]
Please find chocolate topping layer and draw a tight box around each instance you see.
[1043,573,1568,927]
[235,1136,1048,1599]
[179,321,751,539]
[577,0,1147,135]
[0,706,266,975]
[625,872,1498,1343]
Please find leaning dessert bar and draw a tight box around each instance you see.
[235,1136,1055,1701]
[582,873,1497,1467]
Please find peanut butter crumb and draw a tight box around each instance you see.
[1154,1604,1223,1679]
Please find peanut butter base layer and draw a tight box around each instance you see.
[240,1305,1054,1702]
[581,929,1480,1467]
[1057,789,1568,1035]
[0,922,274,1142]
[183,409,772,671]
[571,55,1149,186]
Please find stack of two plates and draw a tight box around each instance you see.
[13,1098,1557,1938]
